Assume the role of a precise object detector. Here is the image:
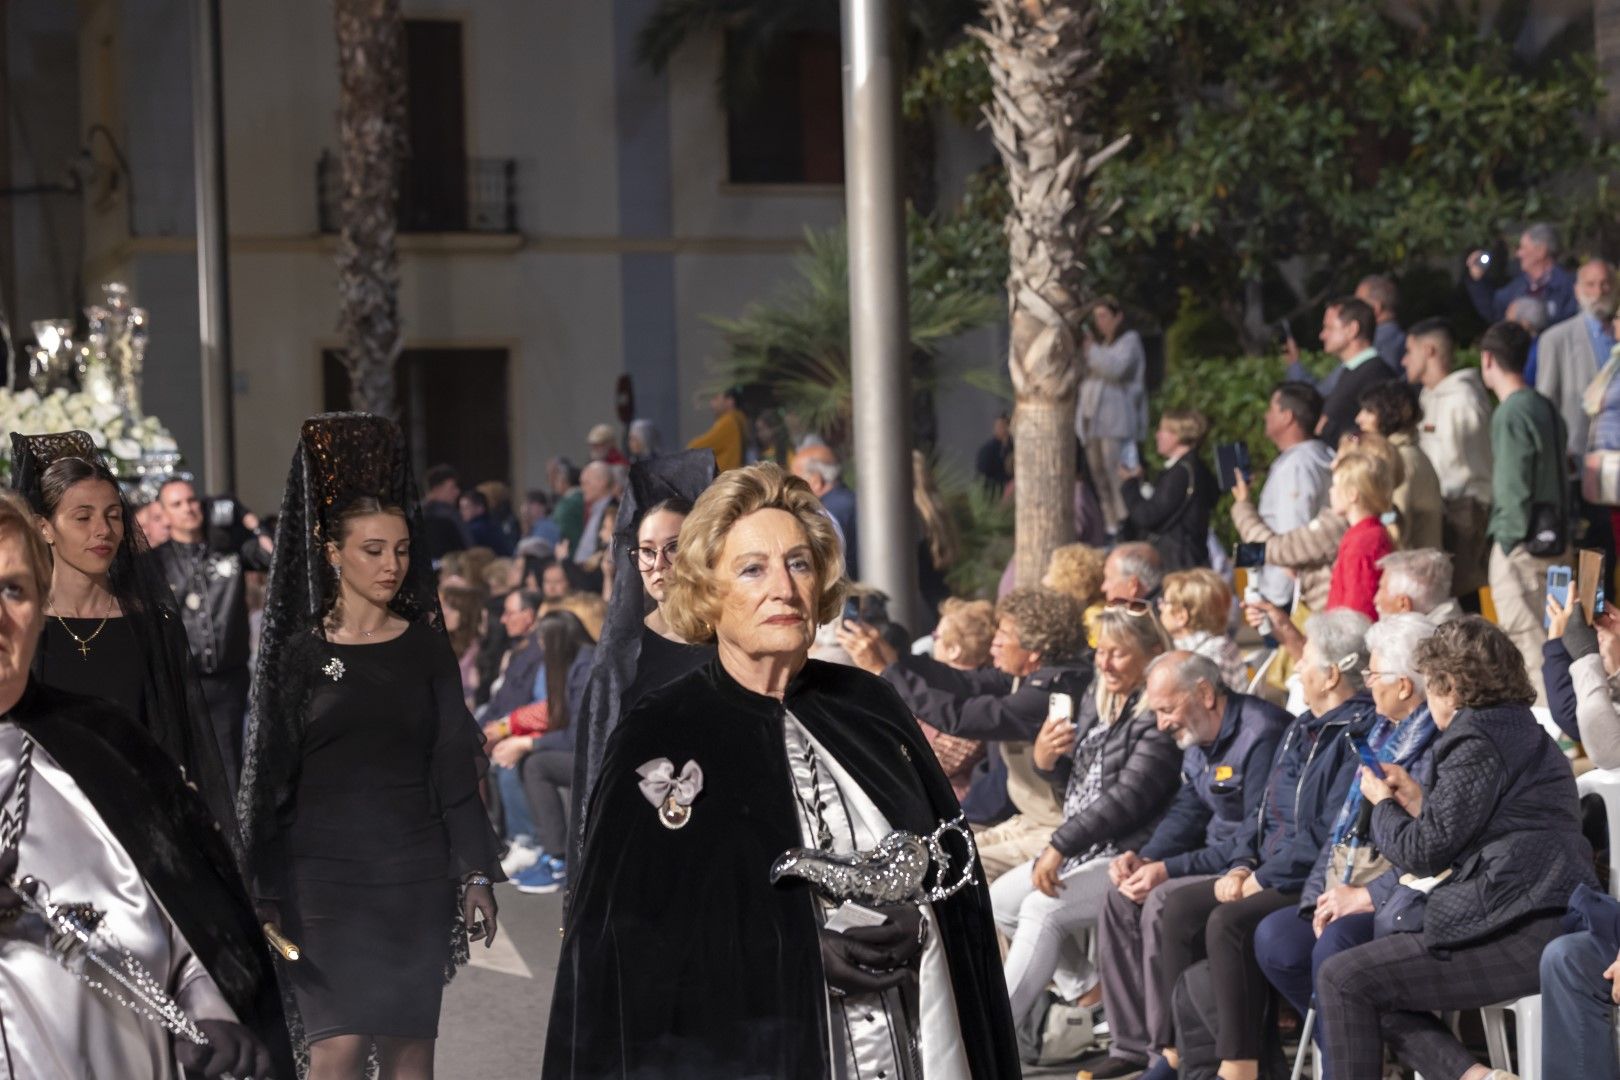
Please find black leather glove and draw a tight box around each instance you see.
[0,848,23,920]
[176,1019,275,1079]
[819,904,926,997]
[1565,601,1600,661]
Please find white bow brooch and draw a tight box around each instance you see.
[636,758,703,830]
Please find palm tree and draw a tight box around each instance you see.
[972,0,1125,586]
[333,0,407,418]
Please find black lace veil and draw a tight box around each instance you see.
[237,413,444,878]
[567,448,716,871]
[9,430,237,839]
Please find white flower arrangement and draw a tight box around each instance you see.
[0,388,179,483]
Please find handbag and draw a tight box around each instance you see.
[1328,840,1391,889]
[1525,501,1567,557]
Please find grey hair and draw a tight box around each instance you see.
[628,418,663,456]
[1145,650,1225,698]
[1111,541,1164,594]
[1506,294,1549,334]
[1523,222,1562,258]
[1364,612,1436,697]
[798,456,842,486]
[1303,609,1372,692]
[1376,549,1453,615]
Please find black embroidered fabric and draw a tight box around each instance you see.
[237,413,446,880]
[566,448,716,873]
[8,430,236,843]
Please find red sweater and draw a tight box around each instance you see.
[1326,516,1393,620]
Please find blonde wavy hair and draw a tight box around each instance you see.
[664,462,845,643]
[1044,543,1107,608]
[935,597,995,667]
[1161,568,1232,637]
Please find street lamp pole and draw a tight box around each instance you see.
[191,0,235,492]
[840,0,918,630]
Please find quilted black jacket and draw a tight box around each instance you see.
[1370,703,1595,949]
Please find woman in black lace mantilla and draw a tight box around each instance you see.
[238,413,503,1079]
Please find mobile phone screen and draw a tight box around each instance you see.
[1347,732,1386,779]
[1049,692,1074,724]
[842,598,861,624]
[1546,566,1573,630]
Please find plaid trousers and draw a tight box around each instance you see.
[1315,913,1565,1080]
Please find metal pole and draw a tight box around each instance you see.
[841,0,918,630]
[191,0,235,491]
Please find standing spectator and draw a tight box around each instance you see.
[751,409,792,465]
[1324,441,1397,621]
[1119,408,1219,571]
[1313,296,1398,448]
[1077,297,1149,534]
[1508,294,1551,386]
[1247,381,1334,608]
[792,445,860,580]
[976,411,1013,496]
[1405,318,1494,600]
[912,450,960,621]
[1538,258,1618,549]
[1466,221,1578,325]
[626,419,662,463]
[1159,568,1247,691]
[1482,319,1569,704]
[585,423,627,466]
[421,463,472,562]
[1356,380,1444,551]
[686,385,748,471]
[1356,273,1406,376]
[134,494,170,546]
[459,488,514,555]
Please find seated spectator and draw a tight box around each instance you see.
[1544,593,1620,768]
[480,556,521,600]
[586,422,628,466]
[1103,541,1164,603]
[1119,408,1219,571]
[1315,617,1595,1080]
[1253,613,1439,1054]
[839,586,1091,879]
[917,598,996,802]
[490,610,596,894]
[1539,882,1620,1080]
[1043,541,1108,646]
[792,445,860,579]
[521,488,559,545]
[548,457,586,550]
[475,589,546,869]
[538,560,570,603]
[1373,549,1461,624]
[1158,610,1376,1080]
[1230,469,1345,614]
[476,479,521,554]
[440,582,489,706]
[1324,441,1397,621]
[992,607,1179,1044]
[1083,654,1291,1079]
[555,591,606,642]
[1356,381,1443,552]
[1158,568,1247,691]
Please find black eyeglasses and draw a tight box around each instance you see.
[635,539,679,571]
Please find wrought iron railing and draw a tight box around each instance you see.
[316,151,518,234]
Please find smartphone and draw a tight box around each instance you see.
[1216,442,1253,492]
[1546,565,1573,630]
[1346,732,1386,779]
[1048,692,1074,726]
[842,598,862,625]
[1243,584,1272,636]
[1277,319,1295,346]
[1234,543,1266,570]
[1120,442,1141,472]
[1478,252,1492,266]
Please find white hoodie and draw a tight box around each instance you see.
[1418,367,1494,504]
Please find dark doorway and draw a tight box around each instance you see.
[403,19,468,231]
[322,348,509,486]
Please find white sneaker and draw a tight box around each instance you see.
[500,841,541,877]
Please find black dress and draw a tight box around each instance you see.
[623,623,715,714]
[276,620,501,1041]
[37,617,148,725]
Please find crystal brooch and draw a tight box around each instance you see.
[322,657,345,682]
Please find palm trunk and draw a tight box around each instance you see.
[334,0,407,418]
[973,0,1126,586]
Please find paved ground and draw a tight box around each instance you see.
[437,885,1091,1077]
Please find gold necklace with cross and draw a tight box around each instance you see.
[53,614,110,659]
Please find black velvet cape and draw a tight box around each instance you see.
[8,679,293,1077]
[543,658,1020,1079]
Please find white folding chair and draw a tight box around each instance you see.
[1480,994,1542,1080]
[1578,767,1620,896]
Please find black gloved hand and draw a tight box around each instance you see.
[175,1019,275,1079]
[1564,600,1600,661]
[0,848,23,920]
[819,904,926,997]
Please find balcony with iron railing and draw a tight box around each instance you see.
[316,151,518,234]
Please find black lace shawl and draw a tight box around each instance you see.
[237,413,449,887]
[9,430,236,842]
[566,449,716,872]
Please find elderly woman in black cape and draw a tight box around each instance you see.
[545,462,1017,1079]
[0,488,290,1078]
[9,431,234,834]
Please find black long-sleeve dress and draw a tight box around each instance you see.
[261,620,503,1040]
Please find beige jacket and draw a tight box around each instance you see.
[1569,653,1620,769]
[1231,499,1346,612]
[1390,434,1445,551]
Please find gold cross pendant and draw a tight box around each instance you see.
[76,641,90,659]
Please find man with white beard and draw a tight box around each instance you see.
[1536,257,1617,458]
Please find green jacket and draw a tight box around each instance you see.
[1487,387,1568,554]
[553,488,586,550]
